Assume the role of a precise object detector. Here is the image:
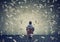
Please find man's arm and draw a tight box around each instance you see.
[32,27,34,31]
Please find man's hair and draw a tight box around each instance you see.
[29,21,32,24]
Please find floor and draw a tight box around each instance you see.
[0,35,59,42]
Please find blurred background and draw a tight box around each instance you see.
[0,0,60,35]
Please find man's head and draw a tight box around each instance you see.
[29,21,32,25]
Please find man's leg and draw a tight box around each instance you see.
[28,34,33,39]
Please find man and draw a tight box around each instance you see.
[26,21,34,38]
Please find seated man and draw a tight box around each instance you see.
[26,21,34,38]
